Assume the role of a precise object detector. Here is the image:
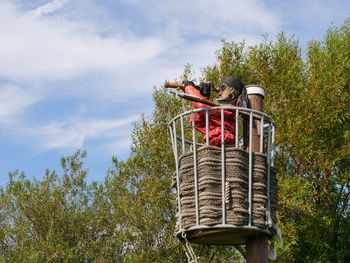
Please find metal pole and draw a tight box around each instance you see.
[192,113,200,225]
[260,116,264,153]
[205,108,209,145]
[248,112,253,226]
[235,109,239,147]
[221,109,226,224]
[171,122,183,230]
[271,126,276,166]
[180,116,185,154]
[266,124,272,227]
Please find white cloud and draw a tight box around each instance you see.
[19,115,139,150]
[104,137,133,155]
[0,1,164,82]
[0,85,40,122]
[82,116,139,139]
[0,0,349,180]
[29,0,69,18]
[0,0,282,156]
[0,0,280,102]
[29,122,85,150]
[120,0,281,37]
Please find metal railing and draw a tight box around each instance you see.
[168,106,276,237]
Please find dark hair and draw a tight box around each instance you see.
[237,87,250,108]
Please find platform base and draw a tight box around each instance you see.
[177,227,270,245]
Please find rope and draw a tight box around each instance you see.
[176,146,278,229]
[181,233,199,263]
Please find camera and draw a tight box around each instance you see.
[199,82,214,97]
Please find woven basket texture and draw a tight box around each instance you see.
[175,146,278,230]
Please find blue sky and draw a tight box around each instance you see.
[0,0,349,184]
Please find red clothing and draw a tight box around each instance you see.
[184,85,236,147]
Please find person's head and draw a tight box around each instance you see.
[218,76,250,107]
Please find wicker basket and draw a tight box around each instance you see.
[176,146,278,230]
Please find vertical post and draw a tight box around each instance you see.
[171,122,183,230]
[246,85,265,151]
[235,109,239,147]
[192,113,200,225]
[180,116,185,154]
[271,126,276,166]
[205,109,209,145]
[246,236,268,262]
[259,116,264,153]
[245,85,268,263]
[221,109,226,224]
[268,125,275,226]
[248,112,253,226]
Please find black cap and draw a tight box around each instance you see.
[222,76,244,92]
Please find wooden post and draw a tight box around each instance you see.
[246,85,268,263]
[247,85,264,152]
[246,235,268,262]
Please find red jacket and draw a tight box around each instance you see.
[184,85,236,147]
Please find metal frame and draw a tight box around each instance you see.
[169,106,276,238]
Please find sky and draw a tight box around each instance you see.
[0,0,349,184]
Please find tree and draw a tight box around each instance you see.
[121,20,350,261]
[0,19,349,263]
[0,151,98,263]
[201,22,350,262]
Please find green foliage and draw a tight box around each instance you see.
[0,151,95,263]
[200,21,350,262]
[0,19,350,262]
